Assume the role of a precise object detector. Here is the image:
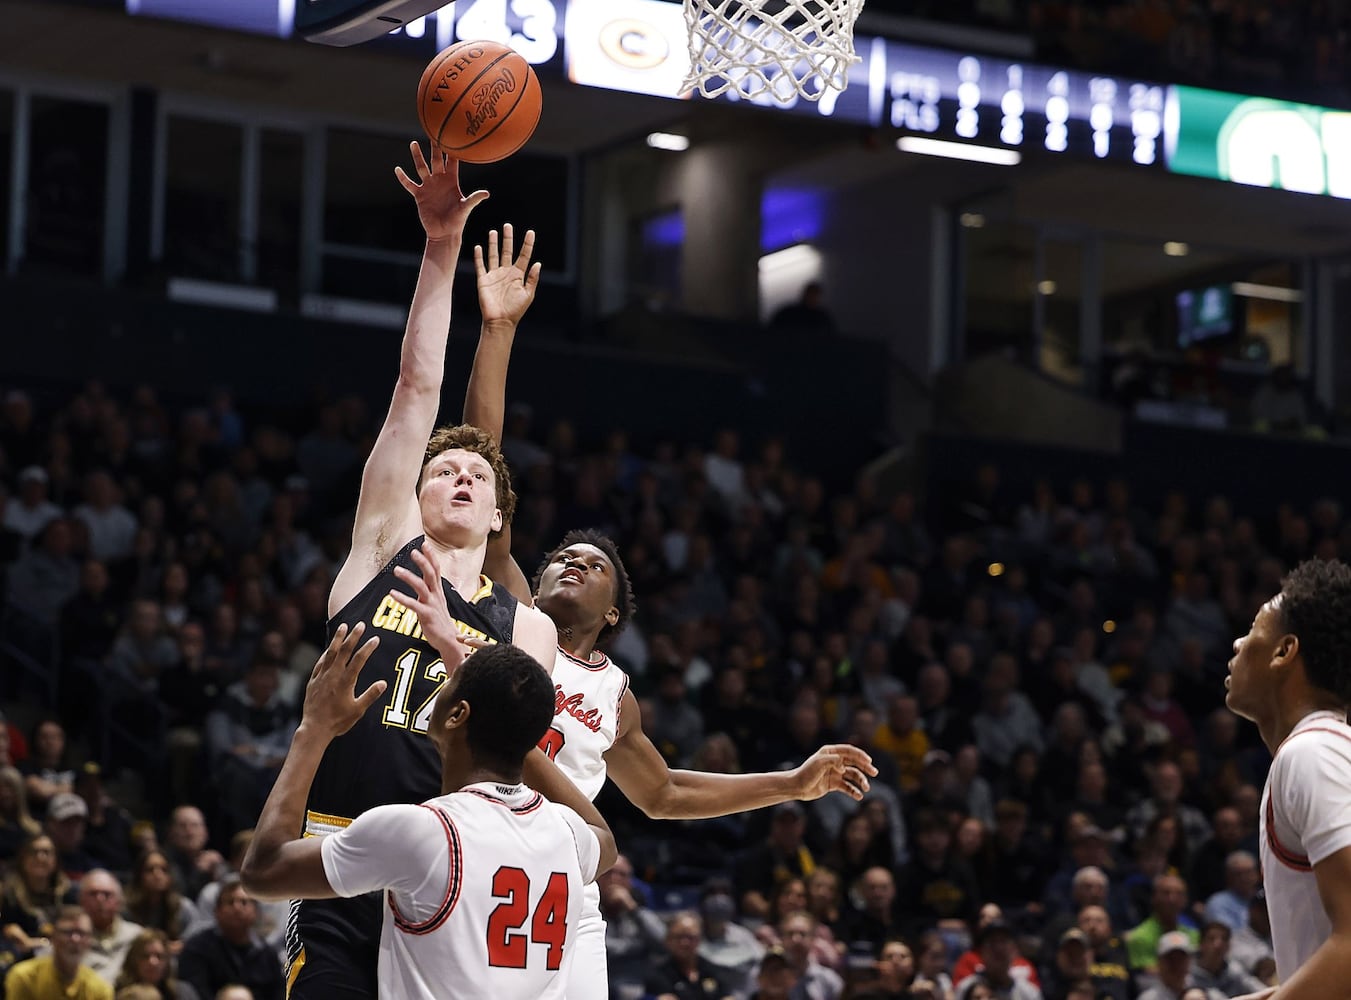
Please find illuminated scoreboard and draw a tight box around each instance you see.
[127,0,1351,196]
[880,43,1167,166]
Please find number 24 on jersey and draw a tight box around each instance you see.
[486,867,569,970]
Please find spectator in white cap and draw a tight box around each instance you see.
[1135,930,1223,1000]
[3,466,62,543]
[44,792,96,880]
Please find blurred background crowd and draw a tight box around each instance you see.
[0,372,1298,1000]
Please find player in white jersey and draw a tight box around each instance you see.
[240,622,617,1000]
[1224,557,1351,1000]
[459,228,877,1000]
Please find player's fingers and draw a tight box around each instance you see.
[348,635,381,675]
[394,165,419,195]
[409,140,431,179]
[461,635,491,649]
[339,621,368,661]
[410,547,442,593]
[501,223,514,268]
[820,744,876,773]
[515,229,536,271]
[473,244,486,277]
[464,189,489,214]
[389,584,428,617]
[355,679,388,715]
[842,767,871,793]
[812,748,846,768]
[392,593,433,628]
[826,744,879,776]
[391,568,429,601]
[416,545,443,594]
[317,623,349,672]
[487,228,499,271]
[524,261,541,293]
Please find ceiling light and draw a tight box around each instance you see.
[1037,280,1057,295]
[1163,241,1189,256]
[897,136,1021,166]
[1231,281,1304,303]
[646,132,690,151]
[959,213,986,228]
[758,244,821,274]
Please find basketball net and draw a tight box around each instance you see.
[680,0,866,105]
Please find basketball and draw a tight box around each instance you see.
[416,40,542,164]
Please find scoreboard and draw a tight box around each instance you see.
[877,42,1167,167]
[124,0,1351,195]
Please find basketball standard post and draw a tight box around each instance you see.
[297,0,453,46]
[679,0,867,104]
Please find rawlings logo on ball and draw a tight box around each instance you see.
[464,69,517,136]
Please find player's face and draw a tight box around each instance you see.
[419,449,503,541]
[536,544,618,621]
[1226,597,1283,721]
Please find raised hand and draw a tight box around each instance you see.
[794,744,878,801]
[394,140,489,243]
[391,544,476,670]
[301,622,385,738]
[475,223,542,327]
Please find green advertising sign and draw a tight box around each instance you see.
[1167,84,1351,198]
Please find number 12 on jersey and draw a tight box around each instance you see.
[486,867,569,970]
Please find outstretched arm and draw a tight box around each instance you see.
[462,225,540,605]
[330,143,489,617]
[603,690,876,820]
[464,225,539,441]
[241,624,386,901]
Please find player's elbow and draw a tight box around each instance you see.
[394,369,441,400]
[593,827,619,878]
[633,781,683,820]
[239,852,288,902]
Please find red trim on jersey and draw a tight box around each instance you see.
[558,646,610,672]
[512,795,544,815]
[461,788,546,814]
[1263,722,1351,873]
[390,805,463,934]
[1266,794,1312,871]
[615,671,630,723]
[1292,725,1351,744]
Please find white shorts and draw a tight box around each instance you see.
[567,881,610,1000]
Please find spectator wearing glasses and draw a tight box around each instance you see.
[3,904,112,1000]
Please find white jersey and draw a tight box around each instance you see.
[542,647,630,801]
[1260,709,1351,983]
[320,781,600,1000]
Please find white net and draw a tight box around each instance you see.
[680,0,866,105]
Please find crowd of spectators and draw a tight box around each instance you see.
[0,374,1317,999]
[871,0,1351,107]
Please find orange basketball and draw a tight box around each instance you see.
[416,40,542,164]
